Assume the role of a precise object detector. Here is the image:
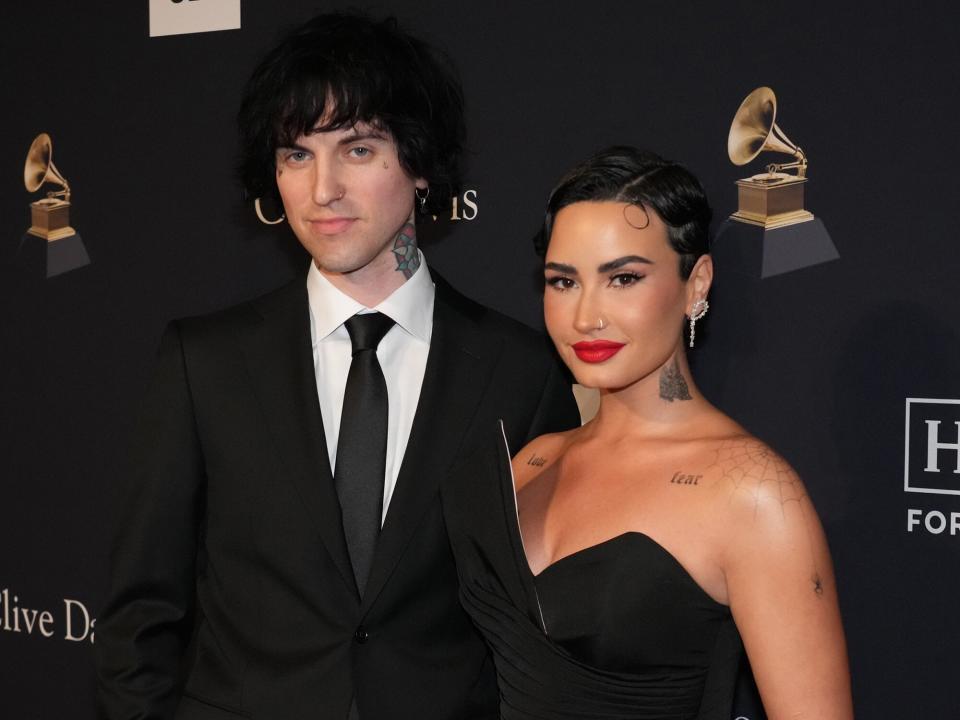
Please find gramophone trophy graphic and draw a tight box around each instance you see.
[22,132,90,278]
[728,86,813,229]
[715,87,838,278]
[688,87,841,406]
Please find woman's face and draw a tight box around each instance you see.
[543,201,707,390]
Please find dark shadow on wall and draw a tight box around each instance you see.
[732,654,766,719]
[831,301,960,483]
[688,220,763,422]
[830,301,960,718]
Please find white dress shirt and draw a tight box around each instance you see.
[306,253,434,524]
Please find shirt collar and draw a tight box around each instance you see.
[306,250,434,345]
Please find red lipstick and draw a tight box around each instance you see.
[572,340,625,363]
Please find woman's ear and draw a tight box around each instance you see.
[686,254,714,314]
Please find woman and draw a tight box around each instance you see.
[442,147,852,719]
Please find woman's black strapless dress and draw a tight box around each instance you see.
[441,427,743,720]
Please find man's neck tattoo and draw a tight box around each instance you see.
[659,356,692,402]
[392,222,419,279]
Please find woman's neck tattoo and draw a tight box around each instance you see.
[659,356,692,402]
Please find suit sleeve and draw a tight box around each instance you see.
[95,321,205,720]
[524,354,581,442]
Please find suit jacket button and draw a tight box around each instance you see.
[354,627,369,644]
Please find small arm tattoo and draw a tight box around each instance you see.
[813,574,824,596]
[527,455,547,467]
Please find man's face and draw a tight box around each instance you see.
[275,121,426,286]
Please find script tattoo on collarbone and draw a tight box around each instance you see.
[659,357,692,402]
[707,439,826,597]
[670,471,702,486]
[392,221,420,279]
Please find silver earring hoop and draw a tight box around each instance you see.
[254,197,285,225]
[415,186,430,213]
[688,298,709,348]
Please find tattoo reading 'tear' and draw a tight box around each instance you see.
[659,357,692,402]
[527,455,547,467]
[670,472,701,486]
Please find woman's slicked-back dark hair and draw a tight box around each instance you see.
[537,146,712,278]
[237,11,465,216]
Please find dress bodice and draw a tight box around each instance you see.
[441,425,743,720]
[534,532,732,676]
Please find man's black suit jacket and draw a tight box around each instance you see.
[95,271,580,720]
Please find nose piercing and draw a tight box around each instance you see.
[597,317,606,330]
[336,189,344,200]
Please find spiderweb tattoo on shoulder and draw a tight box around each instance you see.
[707,439,805,518]
[707,439,825,597]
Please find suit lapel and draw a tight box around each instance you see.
[361,275,502,614]
[238,278,358,599]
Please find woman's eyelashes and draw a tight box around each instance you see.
[609,272,643,288]
[545,275,577,291]
[545,272,644,292]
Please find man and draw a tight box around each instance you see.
[95,12,579,720]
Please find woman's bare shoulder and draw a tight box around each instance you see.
[511,428,578,490]
[699,432,807,519]
[696,431,831,590]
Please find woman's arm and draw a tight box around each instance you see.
[720,439,853,720]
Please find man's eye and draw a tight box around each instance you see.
[286,151,309,163]
[546,276,576,291]
[610,272,642,288]
[349,146,371,158]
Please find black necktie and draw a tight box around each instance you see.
[335,312,394,596]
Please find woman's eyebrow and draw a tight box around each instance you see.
[544,261,577,274]
[597,255,654,273]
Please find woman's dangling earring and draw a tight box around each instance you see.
[688,298,709,348]
[254,197,285,225]
[415,186,430,214]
